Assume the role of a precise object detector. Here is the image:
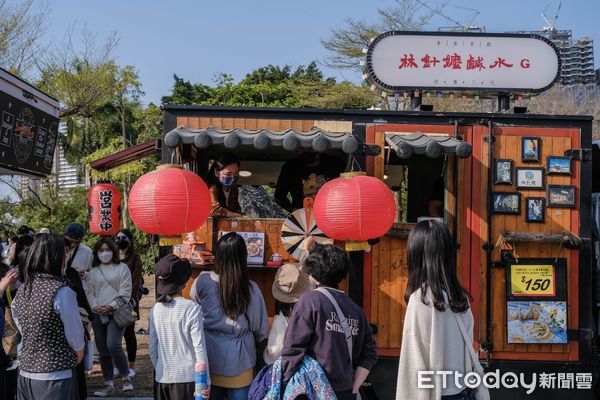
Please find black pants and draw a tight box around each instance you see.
[75,361,87,400]
[124,321,137,363]
[0,349,17,400]
[157,381,195,400]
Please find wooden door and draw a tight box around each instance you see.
[471,125,581,362]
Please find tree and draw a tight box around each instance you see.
[0,0,49,77]
[518,85,600,140]
[161,62,379,109]
[37,26,120,119]
[321,0,444,70]
[0,176,88,234]
[112,65,144,149]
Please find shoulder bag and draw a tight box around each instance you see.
[453,310,491,400]
[97,265,136,328]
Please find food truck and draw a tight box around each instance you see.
[90,31,598,399]
[159,103,596,399]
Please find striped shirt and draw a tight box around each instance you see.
[149,297,210,383]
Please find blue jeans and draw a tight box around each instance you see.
[92,316,129,382]
[209,385,250,400]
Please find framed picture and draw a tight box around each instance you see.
[491,192,521,215]
[546,156,572,175]
[525,197,545,223]
[547,185,576,208]
[494,159,513,185]
[515,167,545,189]
[521,137,541,163]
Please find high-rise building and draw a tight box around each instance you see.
[514,29,597,86]
[53,143,84,190]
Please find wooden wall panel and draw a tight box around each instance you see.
[488,128,577,359]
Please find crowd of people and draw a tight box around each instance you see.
[0,223,144,399]
[0,218,485,400]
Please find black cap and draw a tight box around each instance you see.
[65,223,85,240]
[154,254,192,295]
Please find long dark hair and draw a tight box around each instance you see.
[404,220,470,313]
[205,153,240,207]
[92,237,120,266]
[214,232,251,319]
[117,228,135,256]
[22,234,65,290]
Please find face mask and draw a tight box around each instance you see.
[98,251,113,264]
[220,176,238,187]
[116,238,129,250]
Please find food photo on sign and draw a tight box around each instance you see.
[505,259,568,344]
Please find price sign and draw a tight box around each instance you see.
[510,265,555,297]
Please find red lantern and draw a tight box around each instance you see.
[128,165,211,243]
[313,172,396,251]
[88,182,122,236]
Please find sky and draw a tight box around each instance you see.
[1,0,599,199]
[39,0,600,105]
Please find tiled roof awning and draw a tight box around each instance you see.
[163,125,360,154]
[385,132,472,159]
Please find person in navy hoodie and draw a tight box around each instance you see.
[280,244,377,400]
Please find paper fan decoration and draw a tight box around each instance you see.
[281,207,333,260]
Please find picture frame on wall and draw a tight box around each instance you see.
[525,197,545,223]
[547,185,576,208]
[521,137,541,163]
[547,156,573,175]
[494,159,513,185]
[492,192,521,215]
[515,167,545,189]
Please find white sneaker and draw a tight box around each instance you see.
[129,368,136,378]
[94,384,115,397]
[122,377,134,392]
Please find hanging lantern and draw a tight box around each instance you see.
[88,181,122,236]
[128,164,211,245]
[313,172,396,251]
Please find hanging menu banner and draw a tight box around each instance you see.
[0,85,59,176]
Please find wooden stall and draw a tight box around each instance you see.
[161,105,596,400]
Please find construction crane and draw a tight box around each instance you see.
[415,0,483,32]
[541,0,562,32]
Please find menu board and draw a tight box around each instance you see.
[220,231,265,265]
[505,258,567,344]
[0,89,59,176]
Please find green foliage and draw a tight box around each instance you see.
[161,61,378,109]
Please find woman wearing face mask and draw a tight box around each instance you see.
[115,229,143,377]
[85,238,133,397]
[205,153,243,218]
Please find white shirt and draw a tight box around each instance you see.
[149,297,210,384]
[85,262,132,311]
[67,243,94,273]
[396,288,474,399]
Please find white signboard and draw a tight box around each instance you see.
[365,32,560,93]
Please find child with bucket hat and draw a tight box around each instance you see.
[264,263,314,365]
[149,254,210,400]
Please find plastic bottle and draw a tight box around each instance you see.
[194,362,208,400]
